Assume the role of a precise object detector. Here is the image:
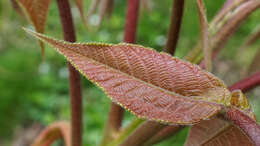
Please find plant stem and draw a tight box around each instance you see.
[185,0,260,64]
[123,0,140,43]
[164,0,184,55]
[229,72,260,92]
[120,121,167,146]
[56,0,83,146]
[100,0,140,145]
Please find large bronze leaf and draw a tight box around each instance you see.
[185,117,254,146]
[17,0,51,57]
[24,28,249,124]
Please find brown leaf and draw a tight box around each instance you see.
[25,29,251,124]
[74,0,87,27]
[32,121,71,146]
[17,0,51,58]
[227,108,260,146]
[87,0,100,20]
[185,117,254,146]
[186,88,257,146]
[10,0,25,17]
[196,0,212,72]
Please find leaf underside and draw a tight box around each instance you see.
[25,29,247,124]
[185,117,254,146]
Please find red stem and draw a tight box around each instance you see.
[56,0,83,146]
[229,72,260,92]
[164,0,185,55]
[124,0,140,43]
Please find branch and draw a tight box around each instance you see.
[229,72,260,92]
[185,0,260,64]
[164,0,184,55]
[100,0,140,145]
[226,108,260,146]
[213,0,260,57]
[123,0,140,43]
[56,0,83,146]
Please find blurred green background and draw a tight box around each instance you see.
[0,0,259,145]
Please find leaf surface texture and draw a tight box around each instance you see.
[25,29,243,124]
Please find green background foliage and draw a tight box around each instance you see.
[0,0,259,145]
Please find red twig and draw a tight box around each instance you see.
[229,72,260,92]
[124,0,140,43]
[56,0,83,146]
[164,0,185,55]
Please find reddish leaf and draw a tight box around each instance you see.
[32,121,71,146]
[25,29,252,124]
[186,83,259,146]
[10,0,25,17]
[185,117,254,146]
[17,0,51,58]
[227,108,260,146]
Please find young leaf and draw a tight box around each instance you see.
[25,28,250,124]
[74,0,87,27]
[10,0,25,17]
[227,108,260,145]
[32,121,71,146]
[196,0,212,71]
[185,117,254,146]
[17,0,51,58]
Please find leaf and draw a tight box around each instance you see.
[196,0,212,72]
[185,117,254,146]
[17,0,51,58]
[10,0,25,17]
[32,121,71,146]
[227,108,260,145]
[24,28,252,124]
[87,0,100,20]
[186,88,257,146]
[74,0,87,27]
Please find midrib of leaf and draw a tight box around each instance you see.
[24,28,228,108]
